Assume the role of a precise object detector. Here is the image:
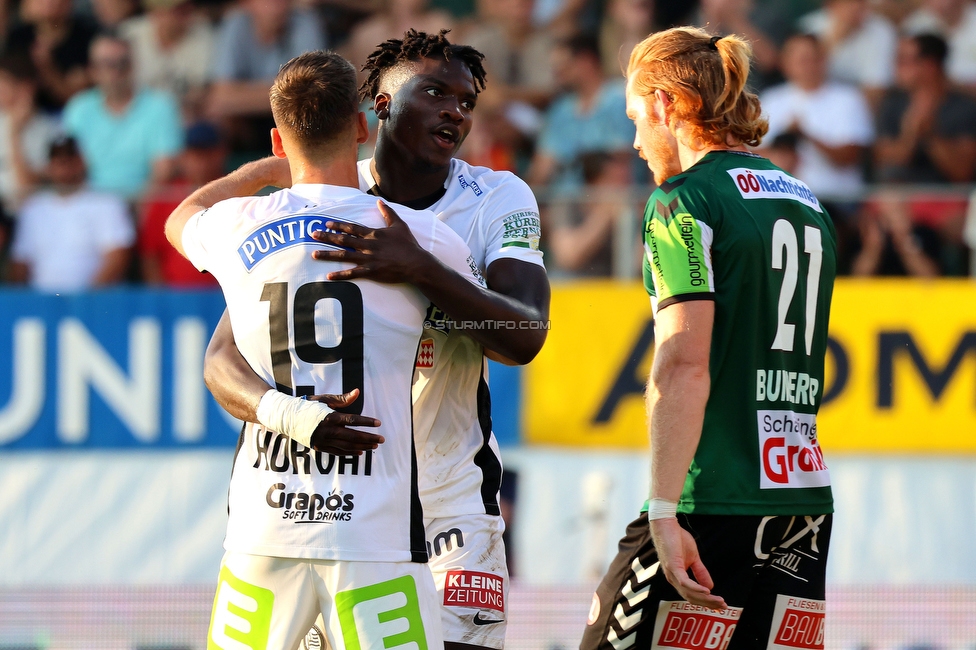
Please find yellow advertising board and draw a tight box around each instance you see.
[524,279,976,452]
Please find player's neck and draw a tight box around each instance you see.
[288,156,360,189]
[678,140,746,172]
[371,139,450,204]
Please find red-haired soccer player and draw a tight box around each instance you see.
[581,27,837,650]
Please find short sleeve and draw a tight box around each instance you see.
[61,93,85,137]
[643,192,715,312]
[428,219,486,288]
[10,201,39,262]
[93,195,135,251]
[481,176,545,270]
[148,92,183,158]
[181,208,214,272]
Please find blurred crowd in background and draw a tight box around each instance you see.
[0,0,975,290]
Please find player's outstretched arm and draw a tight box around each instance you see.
[646,299,727,610]
[311,202,551,365]
[165,156,292,258]
[205,311,385,456]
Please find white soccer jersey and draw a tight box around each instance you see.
[182,184,482,562]
[358,158,545,518]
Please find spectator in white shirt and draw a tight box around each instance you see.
[798,0,897,103]
[760,33,873,199]
[8,137,134,292]
[903,0,976,89]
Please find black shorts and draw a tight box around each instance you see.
[580,512,831,650]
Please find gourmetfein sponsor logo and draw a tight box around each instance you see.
[757,410,830,489]
[767,596,825,650]
[726,168,822,213]
[266,483,355,522]
[443,570,504,612]
[651,602,742,650]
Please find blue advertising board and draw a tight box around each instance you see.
[0,289,520,449]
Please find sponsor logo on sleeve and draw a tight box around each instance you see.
[726,168,822,213]
[651,601,742,650]
[416,338,435,369]
[766,596,825,650]
[500,210,541,251]
[757,411,830,489]
[457,173,484,196]
[443,570,505,612]
[237,213,354,272]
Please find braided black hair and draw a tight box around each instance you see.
[359,29,487,102]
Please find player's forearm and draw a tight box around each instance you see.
[165,157,288,257]
[411,256,550,365]
[204,311,272,422]
[647,363,710,502]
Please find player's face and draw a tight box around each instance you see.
[381,57,478,171]
[625,79,680,185]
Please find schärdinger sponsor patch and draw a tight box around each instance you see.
[766,596,825,649]
[443,570,505,612]
[757,410,830,489]
[651,601,742,650]
[726,168,822,213]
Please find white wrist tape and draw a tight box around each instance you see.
[647,498,678,521]
[255,390,333,449]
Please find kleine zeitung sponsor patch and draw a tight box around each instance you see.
[757,410,830,489]
[443,570,505,612]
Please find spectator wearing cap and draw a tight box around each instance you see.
[119,0,215,119]
[760,34,873,200]
[62,34,183,200]
[0,55,61,213]
[8,137,134,292]
[138,122,224,287]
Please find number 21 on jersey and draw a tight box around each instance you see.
[770,219,822,356]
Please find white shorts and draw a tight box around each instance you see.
[301,514,509,649]
[207,551,443,650]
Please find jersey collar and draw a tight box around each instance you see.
[288,183,365,204]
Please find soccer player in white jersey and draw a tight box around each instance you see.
[164,50,487,650]
[204,30,551,650]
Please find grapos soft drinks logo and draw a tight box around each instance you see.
[336,575,428,650]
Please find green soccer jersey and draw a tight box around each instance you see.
[643,150,836,516]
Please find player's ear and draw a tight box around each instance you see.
[271,128,287,159]
[355,111,369,144]
[373,93,391,120]
[653,89,673,126]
